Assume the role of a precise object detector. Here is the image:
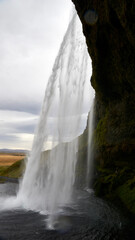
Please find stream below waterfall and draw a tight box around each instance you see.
[0,182,134,240]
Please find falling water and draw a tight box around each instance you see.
[86,100,95,189]
[15,11,94,228]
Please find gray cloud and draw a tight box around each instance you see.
[0,0,72,115]
[14,121,37,134]
[0,0,72,149]
[0,113,38,134]
[0,100,41,115]
[0,133,19,142]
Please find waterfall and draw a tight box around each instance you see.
[14,10,95,228]
[86,99,95,189]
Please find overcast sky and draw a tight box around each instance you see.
[0,0,93,150]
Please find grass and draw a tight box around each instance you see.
[0,152,26,182]
[0,154,25,167]
[0,166,8,175]
[0,159,25,181]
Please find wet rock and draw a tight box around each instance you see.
[72,0,135,214]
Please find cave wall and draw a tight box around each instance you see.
[72,0,135,213]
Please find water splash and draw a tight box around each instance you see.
[2,11,94,228]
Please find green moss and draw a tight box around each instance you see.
[94,112,108,147]
[95,164,133,191]
[117,180,135,214]
[95,163,135,214]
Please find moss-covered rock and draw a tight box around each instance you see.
[72,0,135,214]
[117,180,135,214]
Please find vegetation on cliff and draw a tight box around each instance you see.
[72,0,135,214]
[0,159,25,182]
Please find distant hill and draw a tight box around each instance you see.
[0,149,29,155]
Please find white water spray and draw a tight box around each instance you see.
[12,11,95,227]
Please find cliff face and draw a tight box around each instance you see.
[72,0,135,213]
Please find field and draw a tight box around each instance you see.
[0,153,26,180]
[0,153,26,167]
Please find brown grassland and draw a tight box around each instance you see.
[0,153,26,167]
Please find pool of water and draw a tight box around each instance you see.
[0,182,133,240]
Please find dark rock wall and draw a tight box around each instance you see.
[72,0,135,213]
